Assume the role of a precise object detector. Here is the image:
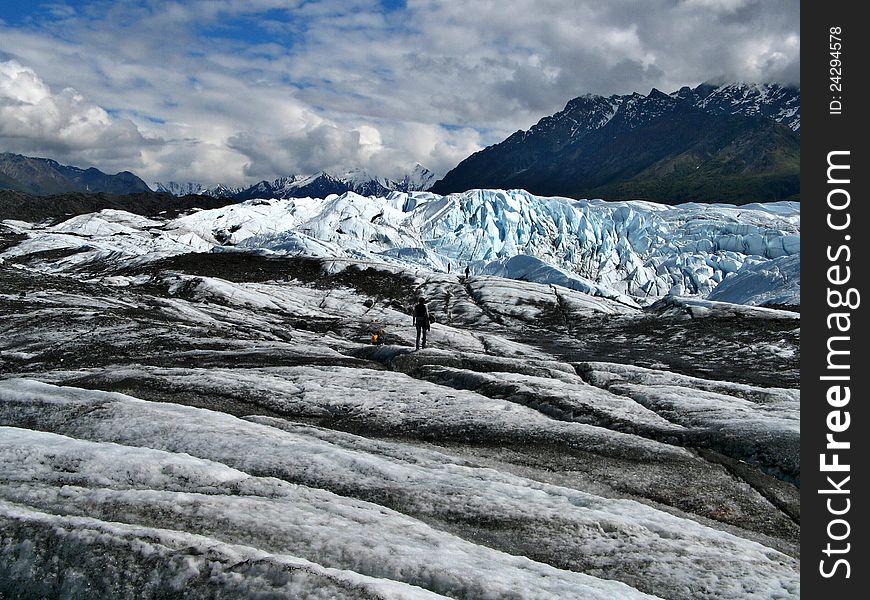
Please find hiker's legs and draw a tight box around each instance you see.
[415,325,422,350]
[421,327,427,349]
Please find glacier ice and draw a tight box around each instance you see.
[0,212,800,599]
[1,379,798,599]
[1,188,799,307]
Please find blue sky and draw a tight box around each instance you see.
[0,0,800,185]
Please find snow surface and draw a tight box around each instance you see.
[577,361,799,481]
[0,188,800,598]
[1,379,798,599]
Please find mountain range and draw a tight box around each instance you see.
[671,82,800,133]
[152,164,438,200]
[0,154,437,202]
[1,82,798,205]
[430,82,800,204]
[0,153,152,196]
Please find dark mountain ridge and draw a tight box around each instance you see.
[0,153,152,196]
[430,82,800,204]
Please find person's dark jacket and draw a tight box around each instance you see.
[413,302,430,330]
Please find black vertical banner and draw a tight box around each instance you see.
[802,2,868,597]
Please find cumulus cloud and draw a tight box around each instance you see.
[226,118,484,183]
[0,0,799,185]
[228,124,362,179]
[0,59,155,168]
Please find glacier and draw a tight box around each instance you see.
[2,188,799,306]
[0,188,800,599]
[162,189,802,306]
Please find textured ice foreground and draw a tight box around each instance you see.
[0,193,800,598]
[1,379,797,600]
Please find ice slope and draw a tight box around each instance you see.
[0,379,798,599]
[1,189,799,305]
[157,190,802,305]
[707,254,800,306]
[0,231,801,599]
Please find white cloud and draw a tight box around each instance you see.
[0,60,51,104]
[680,0,750,13]
[0,0,799,185]
[0,60,155,169]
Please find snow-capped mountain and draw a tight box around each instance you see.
[431,83,800,204]
[203,183,246,198]
[230,173,339,201]
[337,168,396,197]
[150,181,244,198]
[397,163,439,192]
[235,164,438,199]
[151,181,206,196]
[153,164,438,200]
[672,81,800,133]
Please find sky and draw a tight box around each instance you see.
[0,0,800,186]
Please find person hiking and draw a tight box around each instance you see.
[464,265,470,280]
[412,297,430,350]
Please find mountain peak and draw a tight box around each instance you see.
[0,153,152,196]
[673,81,800,132]
[154,165,438,200]
[430,82,799,203]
